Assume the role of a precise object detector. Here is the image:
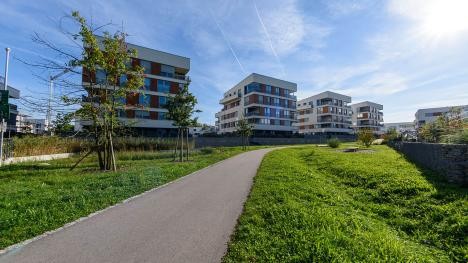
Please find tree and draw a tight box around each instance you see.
[236,115,253,150]
[419,107,466,143]
[382,127,398,143]
[52,112,74,135]
[357,128,374,147]
[27,11,144,171]
[165,81,199,162]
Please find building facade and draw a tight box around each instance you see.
[351,101,384,134]
[80,37,190,137]
[383,122,415,133]
[216,73,297,135]
[0,76,20,134]
[294,91,353,134]
[415,105,468,129]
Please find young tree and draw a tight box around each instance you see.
[52,112,74,135]
[236,115,253,150]
[357,128,374,147]
[27,11,144,170]
[165,81,199,162]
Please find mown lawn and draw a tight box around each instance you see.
[224,145,467,262]
[0,147,255,249]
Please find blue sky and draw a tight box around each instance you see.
[1,0,467,124]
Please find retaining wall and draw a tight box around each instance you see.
[194,135,355,148]
[388,141,468,185]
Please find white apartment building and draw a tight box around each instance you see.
[80,36,190,137]
[383,122,415,133]
[351,101,384,134]
[215,73,297,135]
[15,114,46,134]
[294,91,353,134]
[415,105,468,129]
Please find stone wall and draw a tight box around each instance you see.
[194,135,355,148]
[388,141,468,185]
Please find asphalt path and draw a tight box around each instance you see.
[0,148,275,263]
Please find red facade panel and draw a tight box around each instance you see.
[150,95,159,108]
[82,67,96,83]
[126,92,139,105]
[170,82,179,94]
[150,79,158,92]
[126,109,135,118]
[151,62,161,75]
[150,111,157,120]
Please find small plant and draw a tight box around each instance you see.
[357,128,374,147]
[200,147,215,154]
[327,138,341,148]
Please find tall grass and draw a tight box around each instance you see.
[11,136,194,157]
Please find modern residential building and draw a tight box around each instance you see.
[383,122,415,133]
[215,73,297,135]
[0,76,20,134]
[351,101,384,134]
[80,36,190,137]
[414,105,468,129]
[294,91,353,134]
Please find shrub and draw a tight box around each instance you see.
[327,138,341,148]
[12,136,82,157]
[200,147,215,154]
[357,128,374,147]
[440,129,468,144]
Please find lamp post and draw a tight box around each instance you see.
[0,47,11,166]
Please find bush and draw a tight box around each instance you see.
[200,147,215,154]
[357,129,374,147]
[327,138,341,148]
[440,129,468,144]
[13,136,82,157]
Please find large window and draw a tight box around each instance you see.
[161,65,175,78]
[139,95,150,107]
[158,112,167,120]
[159,96,168,107]
[120,75,127,86]
[96,69,106,84]
[142,78,151,90]
[158,80,170,93]
[265,107,271,117]
[266,85,272,94]
[135,110,150,119]
[140,60,152,74]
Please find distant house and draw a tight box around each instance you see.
[414,105,468,129]
[0,76,20,135]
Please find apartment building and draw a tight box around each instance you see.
[415,105,468,129]
[383,122,415,133]
[215,73,297,135]
[294,91,353,134]
[351,101,384,134]
[80,37,190,136]
[0,76,20,134]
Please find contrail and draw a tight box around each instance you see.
[253,0,286,77]
[209,9,247,75]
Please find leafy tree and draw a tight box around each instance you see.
[165,81,200,162]
[357,128,374,147]
[52,112,74,135]
[236,115,253,150]
[382,127,398,143]
[28,11,144,170]
[419,107,467,143]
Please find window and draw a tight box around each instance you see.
[159,96,168,107]
[265,107,271,117]
[140,60,151,74]
[161,65,175,78]
[139,95,150,107]
[158,112,167,120]
[143,78,151,90]
[118,96,126,105]
[266,85,272,94]
[96,69,106,84]
[258,95,263,104]
[117,109,126,118]
[120,75,127,86]
[135,110,150,119]
[158,80,170,93]
[274,98,280,106]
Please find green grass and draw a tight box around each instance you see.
[0,146,259,249]
[224,145,467,262]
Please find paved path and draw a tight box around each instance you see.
[0,148,274,263]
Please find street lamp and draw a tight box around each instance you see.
[0,47,11,166]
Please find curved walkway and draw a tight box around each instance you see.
[0,148,275,263]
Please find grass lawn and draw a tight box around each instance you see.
[0,146,257,250]
[224,145,467,262]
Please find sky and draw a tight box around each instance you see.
[0,0,467,124]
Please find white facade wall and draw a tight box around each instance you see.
[415,105,468,129]
[294,91,353,134]
[351,101,384,134]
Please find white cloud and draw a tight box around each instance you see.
[324,0,372,17]
[340,72,408,97]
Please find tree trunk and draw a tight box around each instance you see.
[174,128,180,161]
[180,128,184,162]
[186,128,189,161]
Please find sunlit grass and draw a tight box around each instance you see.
[224,144,467,262]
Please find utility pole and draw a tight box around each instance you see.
[46,69,70,134]
[0,47,11,166]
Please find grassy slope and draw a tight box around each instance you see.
[0,147,254,249]
[224,145,467,262]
